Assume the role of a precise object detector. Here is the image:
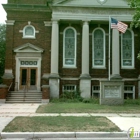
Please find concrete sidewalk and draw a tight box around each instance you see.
[0,103,140,139]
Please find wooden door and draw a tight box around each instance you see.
[20,68,37,90]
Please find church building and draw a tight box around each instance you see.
[2,0,140,103]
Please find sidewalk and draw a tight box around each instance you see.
[0,103,140,139]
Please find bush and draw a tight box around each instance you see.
[59,89,83,102]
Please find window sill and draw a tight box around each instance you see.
[22,37,36,39]
[63,66,77,69]
[121,67,135,70]
[92,67,106,69]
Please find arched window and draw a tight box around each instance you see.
[121,29,134,68]
[63,27,77,67]
[23,25,35,38]
[92,28,105,68]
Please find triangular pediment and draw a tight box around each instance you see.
[53,0,129,8]
[13,43,44,53]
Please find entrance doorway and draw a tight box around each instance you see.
[20,67,37,90]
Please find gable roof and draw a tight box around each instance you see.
[13,43,44,53]
[53,0,129,8]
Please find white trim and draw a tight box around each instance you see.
[121,29,134,69]
[6,20,15,25]
[22,25,37,39]
[44,21,52,26]
[92,27,106,68]
[15,57,41,91]
[124,85,135,99]
[92,85,100,98]
[62,85,77,92]
[63,27,77,68]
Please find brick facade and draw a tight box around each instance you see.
[3,0,140,99]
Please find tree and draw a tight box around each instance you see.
[0,24,6,84]
[129,0,140,28]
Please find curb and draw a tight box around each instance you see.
[0,132,128,139]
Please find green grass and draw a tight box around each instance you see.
[37,101,140,113]
[3,116,120,132]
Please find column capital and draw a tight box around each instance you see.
[51,19,60,23]
[82,20,90,25]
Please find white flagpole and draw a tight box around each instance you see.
[108,16,111,81]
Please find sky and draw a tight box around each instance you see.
[0,0,7,23]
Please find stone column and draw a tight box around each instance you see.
[111,29,122,79]
[80,21,91,98]
[49,19,60,98]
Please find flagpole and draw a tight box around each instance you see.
[108,16,111,81]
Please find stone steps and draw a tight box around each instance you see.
[6,91,42,103]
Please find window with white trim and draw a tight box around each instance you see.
[63,27,76,68]
[92,86,100,98]
[121,30,134,68]
[92,28,105,68]
[63,85,76,93]
[23,25,35,38]
[124,85,135,99]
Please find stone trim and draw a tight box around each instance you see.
[6,20,15,25]
[44,21,52,26]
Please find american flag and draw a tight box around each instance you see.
[111,18,128,33]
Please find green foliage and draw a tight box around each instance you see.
[82,98,99,104]
[0,24,6,84]
[137,52,140,60]
[124,99,140,105]
[59,89,83,102]
[128,0,140,28]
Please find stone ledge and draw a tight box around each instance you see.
[0,132,128,139]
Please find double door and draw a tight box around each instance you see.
[20,67,37,90]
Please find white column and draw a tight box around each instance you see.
[111,29,121,79]
[50,20,59,76]
[81,21,90,77]
[49,19,59,98]
[80,21,91,99]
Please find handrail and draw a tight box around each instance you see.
[23,81,28,101]
[8,82,13,92]
[8,82,18,92]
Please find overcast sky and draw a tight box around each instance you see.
[0,0,7,23]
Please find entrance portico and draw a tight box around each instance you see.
[14,43,44,91]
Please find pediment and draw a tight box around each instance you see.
[53,0,129,8]
[13,43,44,53]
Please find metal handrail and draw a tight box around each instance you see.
[8,82,13,92]
[8,82,18,92]
[23,81,28,101]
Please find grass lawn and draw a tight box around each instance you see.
[3,116,120,132]
[36,102,140,113]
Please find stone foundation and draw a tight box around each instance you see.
[80,78,91,98]
[100,80,124,105]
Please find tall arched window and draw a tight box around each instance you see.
[63,27,77,67]
[121,29,134,68]
[92,28,105,68]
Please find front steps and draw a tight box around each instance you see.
[6,91,42,103]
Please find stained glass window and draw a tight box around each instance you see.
[122,30,134,68]
[63,28,76,67]
[93,29,105,67]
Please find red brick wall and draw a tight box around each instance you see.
[5,8,52,85]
